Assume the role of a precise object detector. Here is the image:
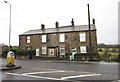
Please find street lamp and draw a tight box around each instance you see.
[4,0,11,52]
[4,0,15,67]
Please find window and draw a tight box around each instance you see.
[27,36,30,43]
[49,49,54,56]
[59,34,65,42]
[42,46,47,54]
[27,47,31,50]
[80,32,86,42]
[42,35,46,43]
[80,46,87,53]
[60,46,65,55]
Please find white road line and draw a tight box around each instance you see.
[23,70,66,75]
[22,74,61,80]
[6,72,22,76]
[5,72,101,80]
[6,72,61,80]
[61,73,101,80]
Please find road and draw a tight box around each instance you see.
[1,58,119,82]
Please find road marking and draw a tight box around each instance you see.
[22,74,61,80]
[6,72,22,76]
[6,71,101,80]
[23,70,66,75]
[61,73,101,80]
[6,72,61,80]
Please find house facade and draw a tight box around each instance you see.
[19,19,98,59]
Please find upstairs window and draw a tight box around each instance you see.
[27,36,30,43]
[80,46,87,53]
[42,35,46,43]
[80,32,86,42]
[59,34,65,42]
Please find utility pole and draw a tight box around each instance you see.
[4,0,11,52]
[4,0,15,67]
[87,4,92,59]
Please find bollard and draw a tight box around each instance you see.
[7,52,11,64]
[6,51,15,67]
[11,51,14,64]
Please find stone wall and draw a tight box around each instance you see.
[19,30,97,56]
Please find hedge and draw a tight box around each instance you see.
[2,49,36,57]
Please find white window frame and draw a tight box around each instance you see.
[80,46,87,53]
[42,46,47,54]
[27,47,31,50]
[59,34,65,42]
[27,36,30,43]
[59,46,65,55]
[49,49,54,56]
[80,32,86,42]
[42,35,46,43]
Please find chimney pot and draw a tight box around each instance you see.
[71,18,74,26]
[41,24,45,30]
[55,21,59,28]
[93,18,95,24]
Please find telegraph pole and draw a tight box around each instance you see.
[87,4,92,59]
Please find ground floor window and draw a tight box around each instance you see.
[42,46,47,54]
[59,46,65,55]
[48,49,54,56]
[26,47,31,50]
[80,46,87,53]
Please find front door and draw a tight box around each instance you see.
[72,48,77,56]
[71,48,77,60]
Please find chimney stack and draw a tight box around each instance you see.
[92,18,95,24]
[55,21,59,28]
[41,24,45,30]
[71,18,74,26]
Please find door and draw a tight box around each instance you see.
[71,48,77,60]
[72,48,77,56]
[36,49,39,56]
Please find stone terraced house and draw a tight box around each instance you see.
[19,19,98,59]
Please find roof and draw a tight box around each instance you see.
[20,24,96,35]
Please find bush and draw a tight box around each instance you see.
[16,50,36,56]
[65,52,72,58]
[2,50,8,58]
[74,53,99,61]
[2,49,36,58]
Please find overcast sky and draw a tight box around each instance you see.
[0,0,119,46]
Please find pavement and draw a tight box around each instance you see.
[0,64,21,71]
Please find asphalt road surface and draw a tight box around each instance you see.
[1,58,119,82]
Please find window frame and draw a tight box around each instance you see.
[27,36,30,43]
[42,46,47,54]
[42,35,47,43]
[49,49,54,56]
[59,46,65,55]
[80,32,86,42]
[80,46,87,53]
[59,33,65,42]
